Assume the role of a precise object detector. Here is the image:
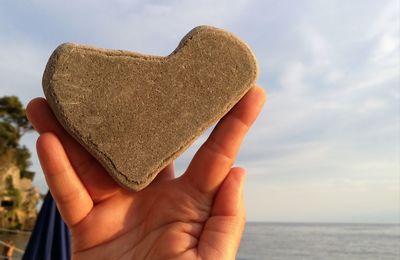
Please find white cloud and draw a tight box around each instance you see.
[236,0,399,222]
[246,177,399,222]
[279,61,306,92]
[24,0,250,54]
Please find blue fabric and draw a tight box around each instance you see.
[23,192,71,260]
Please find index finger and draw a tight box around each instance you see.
[183,86,266,193]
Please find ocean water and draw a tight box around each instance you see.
[238,223,400,260]
[1,223,399,259]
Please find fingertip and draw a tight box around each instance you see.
[36,132,49,153]
[27,97,47,115]
[209,167,246,216]
[229,167,246,196]
[26,97,48,130]
[253,84,267,96]
[151,162,175,185]
[249,85,267,108]
[230,167,246,182]
[36,132,61,163]
[36,131,55,145]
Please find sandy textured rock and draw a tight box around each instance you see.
[42,25,258,191]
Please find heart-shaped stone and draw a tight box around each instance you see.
[43,26,258,191]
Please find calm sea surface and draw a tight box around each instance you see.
[0,223,399,259]
[238,223,400,260]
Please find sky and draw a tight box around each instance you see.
[0,0,399,223]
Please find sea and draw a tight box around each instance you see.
[0,223,399,259]
[238,222,400,260]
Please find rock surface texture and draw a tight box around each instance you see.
[42,26,258,191]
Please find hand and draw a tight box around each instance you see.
[27,86,266,260]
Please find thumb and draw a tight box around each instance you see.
[198,167,246,260]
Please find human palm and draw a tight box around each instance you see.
[27,86,265,260]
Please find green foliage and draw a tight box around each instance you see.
[20,170,35,181]
[5,175,14,189]
[4,176,22,208]
[0,122,19,154]
[0,96,32,134]
[15,145,33,179]
[0,96,34,179]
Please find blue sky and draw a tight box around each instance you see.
[1,0,399,223]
